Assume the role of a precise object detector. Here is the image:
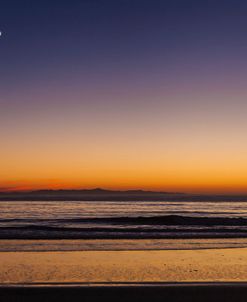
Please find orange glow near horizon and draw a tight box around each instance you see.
[2,138,247,194]
[1,76,247,195]
[2,167,247,194]
[2,74,247,195]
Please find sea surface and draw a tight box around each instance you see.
[1,200,247,240]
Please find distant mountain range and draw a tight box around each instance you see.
[0,188,185,201]
[0,188,247,201]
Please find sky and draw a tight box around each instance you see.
[1,0,247,193]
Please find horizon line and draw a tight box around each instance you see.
[1,187,247,196]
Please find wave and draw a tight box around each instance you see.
[1,215,247,239]
[1,226,247,239]
[1,225,247,232]
[1,215,247,226]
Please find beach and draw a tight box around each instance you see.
[1,202,247,300]
[0,240,247,284]
[1,240,247,301]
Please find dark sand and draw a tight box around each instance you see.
[1,283,247,302]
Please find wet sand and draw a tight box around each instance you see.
[1,238,247,251]
[0,247,247,283]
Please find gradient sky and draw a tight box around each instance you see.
[1,0,247,193]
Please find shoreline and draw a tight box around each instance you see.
[1,233,247,240]
[1,238,247,252]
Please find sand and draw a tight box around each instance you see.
[0,246,247,284]
[1,238,247,251]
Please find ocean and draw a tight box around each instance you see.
[1,200,247,239]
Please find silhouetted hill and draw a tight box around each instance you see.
[0,188,185,201]
[1,188,247,202]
